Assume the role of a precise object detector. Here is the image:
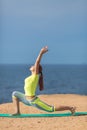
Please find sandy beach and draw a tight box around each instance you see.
[0,94,87,130]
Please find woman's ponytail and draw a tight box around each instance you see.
[39,65,44,91]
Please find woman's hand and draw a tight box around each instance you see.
[40,46,48,54]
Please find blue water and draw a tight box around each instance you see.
[0,64,87,103]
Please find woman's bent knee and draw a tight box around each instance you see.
[12,91,18,98]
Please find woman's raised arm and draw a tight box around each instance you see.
[34,46,48,74]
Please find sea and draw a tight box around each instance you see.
[0,64,87,104]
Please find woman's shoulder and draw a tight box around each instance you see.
[25,74,39,80]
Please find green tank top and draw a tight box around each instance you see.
[24,74,39,96]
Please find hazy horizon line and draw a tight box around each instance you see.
[0,63,87,66]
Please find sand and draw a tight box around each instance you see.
[0,94,87,130]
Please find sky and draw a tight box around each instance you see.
[0,0,87,64]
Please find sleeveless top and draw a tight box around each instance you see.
[24,74,39,96]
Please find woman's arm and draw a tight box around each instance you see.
[34,46,48,74]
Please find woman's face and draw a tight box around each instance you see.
[29,65,35,72]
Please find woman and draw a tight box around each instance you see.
[12,46,76,115]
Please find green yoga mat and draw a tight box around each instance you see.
[0,112,87,118]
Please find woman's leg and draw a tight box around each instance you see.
[12,91,31,115]
[12,97,20,115]
[30,97,54,112]
[55,105,76,114]
[30,97,76,114]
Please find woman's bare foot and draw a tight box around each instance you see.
[10,112,20,116]
[70,107,76,115]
